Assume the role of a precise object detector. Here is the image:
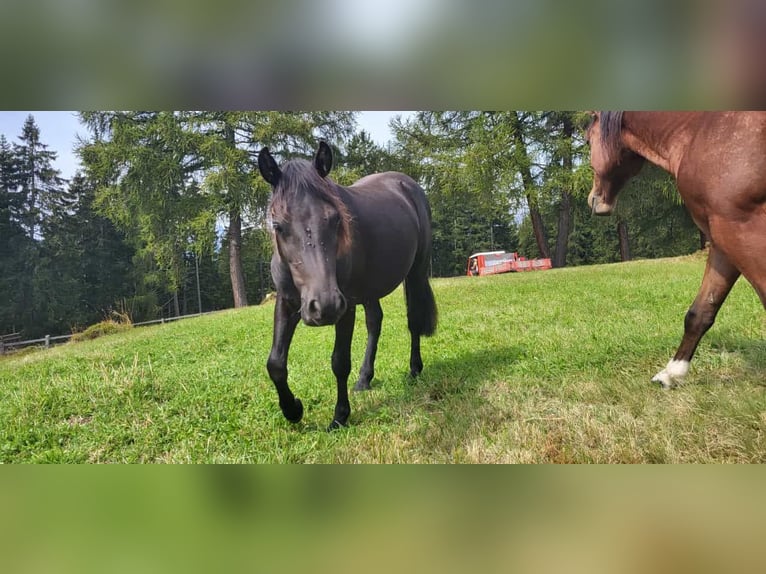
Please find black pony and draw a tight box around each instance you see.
[258,141,437,430]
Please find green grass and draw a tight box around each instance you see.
[1,253,765,463]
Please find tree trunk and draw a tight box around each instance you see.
[511,112,550,259]
[528,204,550,259]
[553,115,574,268]
[173,291,180,317]
[618,219,631,261]
[228,209,248,307]
[553,191,572,267]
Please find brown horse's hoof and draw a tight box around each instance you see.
[282,398,304,423]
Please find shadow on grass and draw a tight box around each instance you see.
[350,344,527,445]
[704,328,766,380]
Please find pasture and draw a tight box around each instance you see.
[1,253,764,463]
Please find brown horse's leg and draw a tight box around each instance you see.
[725,220,766,309]
[354,300,382,391]
[266,295,303,422]
[652,245,740,388]
[328,305,357,430]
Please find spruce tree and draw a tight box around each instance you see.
[13,115,66,240]
[0,135,30,335]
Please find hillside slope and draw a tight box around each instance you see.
[1,255,764,462]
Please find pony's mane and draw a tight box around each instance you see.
[599,111,625,162]
[269,158,352,253]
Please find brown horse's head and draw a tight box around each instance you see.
[586,111,645,215]
[258,142,351,326]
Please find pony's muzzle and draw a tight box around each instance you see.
[303,291,347,326]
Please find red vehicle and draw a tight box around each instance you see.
[467,250,552,276]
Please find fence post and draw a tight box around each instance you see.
[0,340,4,355]
[45,335,50,349]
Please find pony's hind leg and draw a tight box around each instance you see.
[267,295,304,422]
[329,305,357,430]
[354,300,382,391]
[652,245,740,388]
[404,269,438,378]
[409,334,423,378]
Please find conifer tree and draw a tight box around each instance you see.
[13,115,66,240]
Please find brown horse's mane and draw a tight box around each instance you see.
[269,158,353,254]
[599,111,625,163]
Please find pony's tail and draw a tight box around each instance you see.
[404,273,438,337]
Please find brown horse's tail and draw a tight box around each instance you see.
[404,271,438,337]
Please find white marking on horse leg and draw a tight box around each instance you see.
[651,359,690,389]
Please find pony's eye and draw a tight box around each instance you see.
[272,221,284,234]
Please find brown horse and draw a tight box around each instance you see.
[586,111,766,388]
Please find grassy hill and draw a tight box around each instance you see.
[2,254,764,463]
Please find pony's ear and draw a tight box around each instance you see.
[258,147,281,186]
[314,141,333,178]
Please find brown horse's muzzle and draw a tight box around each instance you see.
[588,186,615,215]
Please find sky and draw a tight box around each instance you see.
[0,111,84,180]
[0,111,410,181]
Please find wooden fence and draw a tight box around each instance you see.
[0,312,216,355]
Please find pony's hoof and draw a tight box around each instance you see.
[327,419,347,432]
[353,380,372,392]
[282,398,304,423]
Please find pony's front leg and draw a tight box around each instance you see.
[652,245,740,389]
[354,300,382,391]
[328,305,356,430]
[266,295,304,423]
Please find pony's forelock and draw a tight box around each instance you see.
[268,158,353,255]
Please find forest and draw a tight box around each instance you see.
[1,111,702,339]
